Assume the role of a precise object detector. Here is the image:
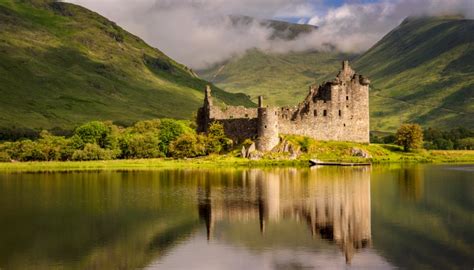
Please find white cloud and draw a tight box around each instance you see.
[66,0,474,69]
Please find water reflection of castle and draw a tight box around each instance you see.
[198,167,371,264]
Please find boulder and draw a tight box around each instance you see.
[351,148,372,158]
[242,142,257,158]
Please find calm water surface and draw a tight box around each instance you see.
[0,164,472,269]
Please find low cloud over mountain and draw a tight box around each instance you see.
[67,0,474,69]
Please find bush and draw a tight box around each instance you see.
[169,133,206,158]
[206,122,232,154]
[298,137,311,153]
[159,119,193,155]
[0,118,239,161]
[74,121,120,151]
[132,119,161,134]
[120,132,163,159]
[433,138,454,150]
[36,130,76,161]
[396,124,424,152]
[0,151,11,162]
[8,140,46,161]
[457,137,474,150]
[72,143,120,161]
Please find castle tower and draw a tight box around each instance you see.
[204,85,213,107]
[257,96,279,151]
[197,85,213,133]
[338,60,355,81]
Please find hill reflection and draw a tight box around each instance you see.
[197,167,372,264]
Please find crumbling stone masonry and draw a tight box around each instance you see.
[197,61,370,151]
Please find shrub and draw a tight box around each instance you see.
[120,132,163,159]
[72,143,120,161]
[159,119,192,155]
[7,140,46,161]
[0,151,11,162]
[74,121,109,145]
[433,138,454,150]
[457,137,474,150]
[169,133,206,158]
[396,124,424,152]
[36,130,76,161]
[74,121,120,151]
[206,122,232,154]
[132,119,161,134]
[298,137,311,153]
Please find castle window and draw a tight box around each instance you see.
[314,110,317,117]
[323,100,327,104]
[275,111,278,115]
[323,110,327,116]
[346,96,349,101]
[265,125,267,129]
[339,110,342,116]
[245,114,248,118]
[344,123,346,127]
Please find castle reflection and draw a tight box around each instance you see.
[197,167,372,264]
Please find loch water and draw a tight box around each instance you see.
[0,164,472,269]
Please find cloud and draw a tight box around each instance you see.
[66,0,474,69]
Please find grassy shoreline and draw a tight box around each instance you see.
[0,149,473,172]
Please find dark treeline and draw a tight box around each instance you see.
[0,119,232,162]
[371,127,474,150]
[0,127,74,141]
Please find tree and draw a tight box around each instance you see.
[457,137,474,150]
[74,121,110,147]
[158,119,192,155]
[396,124,424,152]
[169,133,206,158]
[206,122,232,154]
[119,132,163,159]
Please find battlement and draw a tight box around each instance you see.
[197,61,370,151]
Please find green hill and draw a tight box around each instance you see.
[199,16,473,132]
[0,0,254,130]
[198,49,354,106]
[354,16,474,131]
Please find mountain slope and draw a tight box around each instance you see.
[0,0,254,130]
[198,49,354,106]
[200,16,474,131]
[354,16,474,131]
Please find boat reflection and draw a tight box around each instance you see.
[197,167,371,264]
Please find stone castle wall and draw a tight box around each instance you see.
[197,61,370,151]
[197,89,259,143]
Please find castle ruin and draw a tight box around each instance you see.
[197,61,370,151]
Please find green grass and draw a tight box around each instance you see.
[1,143,472,172]
[198,16,474,132]
[0,0,254,130]
[284,135,474,163]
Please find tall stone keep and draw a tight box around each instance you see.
[196,61,370,152]
[257,96,280,151]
